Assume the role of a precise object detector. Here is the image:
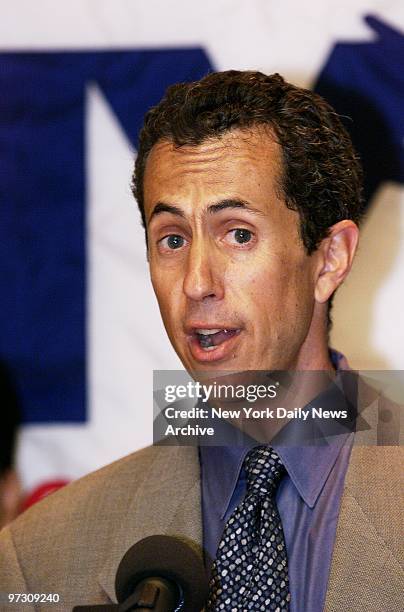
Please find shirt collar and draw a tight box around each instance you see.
[199,430,350,519]
[273,433,350,508]
[199,350,353,516]
[199,444,251,520]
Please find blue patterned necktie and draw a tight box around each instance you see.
[207,446,290,611]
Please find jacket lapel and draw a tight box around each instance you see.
[97,446,202,603]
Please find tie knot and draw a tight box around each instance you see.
[243,446,286,497]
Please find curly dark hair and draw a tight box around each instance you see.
[132,70,364,255]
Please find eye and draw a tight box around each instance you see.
[227,228,254,245]
[159,234,186,250]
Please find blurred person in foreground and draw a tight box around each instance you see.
[0,362,22,529]
[0,71,402,611]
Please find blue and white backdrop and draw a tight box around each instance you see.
[1,1,403,498]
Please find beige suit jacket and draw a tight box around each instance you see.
[0,442,403,612]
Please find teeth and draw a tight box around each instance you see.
[197,328,223,335]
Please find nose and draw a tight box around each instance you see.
[183,241,224,302]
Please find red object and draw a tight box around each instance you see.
[21,479,70,511]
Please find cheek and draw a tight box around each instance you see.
[150,268,171,312]
[150,267,182,328]
[275,262,316,332]
[249,256,314,325]
[223,256,263,292]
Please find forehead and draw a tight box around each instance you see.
[142,128,284,220]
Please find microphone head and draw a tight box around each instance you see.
[115,535,209,611]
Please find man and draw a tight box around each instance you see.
[0,71,402,611]
[0,361,22,529]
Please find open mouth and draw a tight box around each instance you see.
[185,323,243,364]
[195,328,240,351]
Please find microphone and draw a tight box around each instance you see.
[73,534,208,611]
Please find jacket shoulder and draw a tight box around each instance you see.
[8,445,161,533]
[0,445,184,601]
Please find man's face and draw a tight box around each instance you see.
[143,128,320,374]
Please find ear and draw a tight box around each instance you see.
[314,220,359,304]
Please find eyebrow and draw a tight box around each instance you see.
[148,198,265,223]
